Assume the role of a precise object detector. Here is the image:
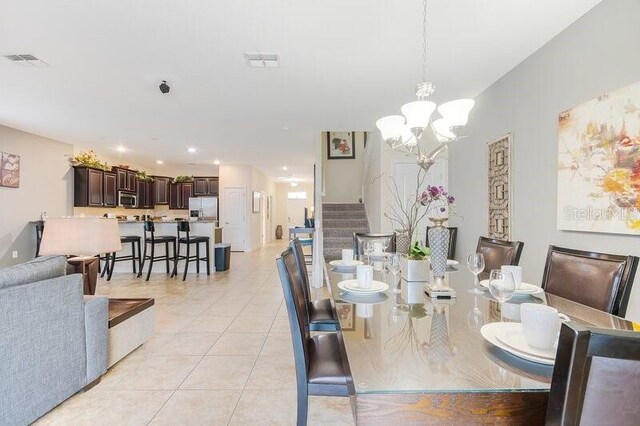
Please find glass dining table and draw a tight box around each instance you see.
[324,262,634,424]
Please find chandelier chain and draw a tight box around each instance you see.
[422,0,428,83]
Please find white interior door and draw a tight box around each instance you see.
[224,187,246,251]
[287,198,307,228]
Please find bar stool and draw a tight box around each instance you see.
[172,221,210,281]
[35,220,45,257]
[138,221,177,281]
[103,235,142,281]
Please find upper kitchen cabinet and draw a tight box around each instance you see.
[137,180,154,209]
[152,176,171,205]
[113,167,137,192]
[169,182,193,209]
[74,166,117,208]
[193,177,219,196]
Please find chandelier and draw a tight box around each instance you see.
[375,0,475,171]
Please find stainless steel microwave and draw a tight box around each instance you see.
[118,192,138,208]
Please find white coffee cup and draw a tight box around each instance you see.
[356,264,373,289]
[373,242,383,255]
[356,303,373,318]
[372,261,383,272]
[520,303,569,349]
[342,249,354,262]
[501,265,523,289]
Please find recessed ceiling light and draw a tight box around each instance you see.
[187,147,197,153]
[283,126,289,131]
[290,182,298,187]
[282,166,288,171]
[116,146,127,153]
[213,159,220,165]
[156,160,164,165]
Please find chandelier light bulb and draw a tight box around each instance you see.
[401,100,436,131]
[432,118,456,142]
[401,125,417,147]
[437,99,475,127]
[375,115,405,142]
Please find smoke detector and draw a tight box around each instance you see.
[3,54,49,67]
[244,53,279,68]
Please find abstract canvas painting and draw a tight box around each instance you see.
[1,152,20,188]
[488,134,512,240]
[557,80,640,235]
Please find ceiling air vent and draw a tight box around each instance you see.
[3,54,50,67]
[243,53,279,68]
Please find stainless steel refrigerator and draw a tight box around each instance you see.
[188,197,218,221]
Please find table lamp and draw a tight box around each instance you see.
[39,217,122,294]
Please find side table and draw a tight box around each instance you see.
[67,256,99,295]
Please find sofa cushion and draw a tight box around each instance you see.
[0,255,67,290]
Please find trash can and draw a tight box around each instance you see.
[214,243,231,271]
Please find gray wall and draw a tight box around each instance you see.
[450,0,640,322]
[322,131,367,203]
[0,126,74,266]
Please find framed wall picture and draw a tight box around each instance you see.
[0,152,20,188]
[252,191,261,213]
[327,131,356,159]
[488,133,512,240]
[335,302,355,331]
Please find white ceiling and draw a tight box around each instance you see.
[0,0,601,181]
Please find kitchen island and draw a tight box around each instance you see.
[114,220,222,275]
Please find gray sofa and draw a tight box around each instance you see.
[0,256,108,425]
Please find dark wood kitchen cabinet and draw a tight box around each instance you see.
[152,176,171,205]
[113,167,137,192]
[169,182,193,209]
[193,177,219,196]
[74,166,116,208]
[137,180,154,209]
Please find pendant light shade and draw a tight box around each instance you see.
[432,118,456,142]
[401,125,417,146]
[401,100,436,130]
[375,115,405,142]
[437,99,475,127]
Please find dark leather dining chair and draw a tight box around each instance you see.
[290,238,339,332]
[546,322,640,425]
[541,245,638,317]
[353,233,396,260]
[476,236,524,276]
[276,248,351,426]
[426,226,457,259]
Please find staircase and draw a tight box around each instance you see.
[322,203,369,261]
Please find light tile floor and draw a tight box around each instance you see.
[36,242,354,426]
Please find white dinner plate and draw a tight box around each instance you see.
[337,279,389,294]
[479,280,543,296]
[480,322,554,365]
[494,323,556,360]
[339,291,388,304]
[329,260,364,270]
[447,259,459,266]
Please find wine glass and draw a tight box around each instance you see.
[488,269,516,322]
[387,253,402,293]
[467,294,485,332]
[466,253,485,294]
[363,240,374,264]
[381,237,390,254]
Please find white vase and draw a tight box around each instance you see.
[401,257,430,282]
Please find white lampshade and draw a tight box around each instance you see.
[437,99,475,127]
[401,100,436,130]
[39,217,122,257]
[432,118,456,142]
[375,115,405,141]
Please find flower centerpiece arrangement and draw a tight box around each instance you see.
[136,171,154,182]
[172,175,193,184]
[68,150,111,171]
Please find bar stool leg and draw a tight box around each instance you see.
[130,241,137,274]
[136,239,142,274]
[183,243,190,281]
[171,242,179,278]
[196,244,200,273]
[107,251,116,281]
[205,242,211,276]
[165,241,170,273]
[146,244,155,281]
[100,254,109,278]
[138,242,147,278]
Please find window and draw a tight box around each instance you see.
[288,191,307,200]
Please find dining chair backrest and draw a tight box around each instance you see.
[541,245,638,317]
[353,233,396,260]
[476,236,524,274]
[290,238,310,301]
[277,248,311,380]
[546,322,640,425]
[426,226,458,260]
